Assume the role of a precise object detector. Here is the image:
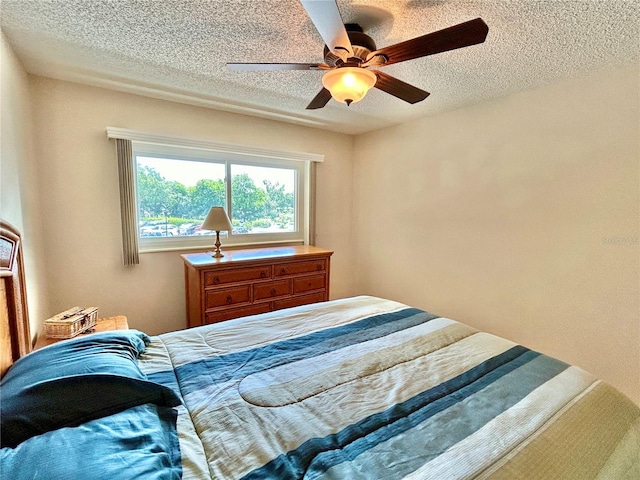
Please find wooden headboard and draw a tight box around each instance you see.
[1,220,31,377]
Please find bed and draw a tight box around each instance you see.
[1,220,639,479]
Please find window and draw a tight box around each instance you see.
[107,128,323,259]
[131,142,312,252]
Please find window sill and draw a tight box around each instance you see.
[139,239,306,254]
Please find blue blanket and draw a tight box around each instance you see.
[140,296,640,480]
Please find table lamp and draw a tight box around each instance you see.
[201,207,233,258]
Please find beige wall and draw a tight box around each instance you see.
[0,31,48,336]
[353,64,640,404]
[28,76,356,335]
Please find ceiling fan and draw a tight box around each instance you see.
[227,0,489,110]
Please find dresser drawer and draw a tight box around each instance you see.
[205,285,251,310]
[253,280,291,301]
[274,292,327,310]
[293,274,326,294]
[204,266,271,287]
[274,259,327,277]
[205,303,271,324]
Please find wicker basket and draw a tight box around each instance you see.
[44,307,99,339]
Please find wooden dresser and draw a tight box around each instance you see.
[182,245,333,328]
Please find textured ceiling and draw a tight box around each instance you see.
[1,0,638,135]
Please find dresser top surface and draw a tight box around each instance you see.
[182,245,333,268]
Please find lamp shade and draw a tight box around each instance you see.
[322,67,377,105]
[201,207,232,232]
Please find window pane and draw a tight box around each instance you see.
[231,164,296,234]
[136,156,225,238]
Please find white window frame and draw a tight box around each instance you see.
[107,128,323,254]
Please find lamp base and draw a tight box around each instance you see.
[208,230,224,258]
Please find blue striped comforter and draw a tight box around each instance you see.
[139,296,640,479]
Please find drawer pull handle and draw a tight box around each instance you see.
[226,295,233,303]
[317,264,323,271]
[270,288,277,296]
[260,271,267,278]
[280,268,286,275]
[213,276,220,284]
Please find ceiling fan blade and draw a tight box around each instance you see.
[306,87,332,110]
[373,71,430,104]
[369,18,488,66]
[227,63,327,71]
[300,0,353,58]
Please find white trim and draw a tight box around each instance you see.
[139,239,304,254]
[129,139,311,253]
[138,233,306,253]
[106,127,324,163]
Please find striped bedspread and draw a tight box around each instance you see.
[139,296,640,479]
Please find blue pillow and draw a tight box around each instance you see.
[0,403,182,480]
[0,330,181,448]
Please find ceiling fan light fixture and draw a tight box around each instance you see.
[321,67,376,105]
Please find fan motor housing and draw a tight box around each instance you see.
[323,24,377,66]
